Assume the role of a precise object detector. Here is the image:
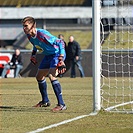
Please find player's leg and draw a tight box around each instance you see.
[48,55,66,112]
[33,55,51,107]
[33,68,50,107]
[49,70,66,112]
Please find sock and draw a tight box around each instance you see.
[37,79,49,103]
[51,80,65,106]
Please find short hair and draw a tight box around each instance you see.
[58,34,64,37]
[21,16,35,24]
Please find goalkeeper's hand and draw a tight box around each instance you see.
[56,55,66,74]
[56,61,66,74]
[30,56,37,65]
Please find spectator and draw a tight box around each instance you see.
[67,35,85,78]
[1,49,23,78]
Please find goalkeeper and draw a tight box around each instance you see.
[22,16,66,112]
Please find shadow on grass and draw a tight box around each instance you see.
[0,106,90,114]
[0,106,51,112]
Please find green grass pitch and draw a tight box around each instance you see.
[0,77,132,133]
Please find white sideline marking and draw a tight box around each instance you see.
[27,112,97,133]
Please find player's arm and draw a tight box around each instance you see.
[57,41,66,74]
[58,40,66,56]
[30,47,37,65]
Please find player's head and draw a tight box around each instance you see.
[69,35,74,42]
[21,16,36,36]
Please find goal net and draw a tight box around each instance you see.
[100,0,133,113]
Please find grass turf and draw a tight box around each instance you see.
[0,77,132,133]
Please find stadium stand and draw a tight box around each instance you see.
[0,0,88,7]
[0,0,91,49]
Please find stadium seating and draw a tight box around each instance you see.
[0,0,86,7]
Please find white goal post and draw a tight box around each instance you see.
[92,0,133,113]
[92,0,101,112]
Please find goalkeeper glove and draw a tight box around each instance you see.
[56,55,66,74]
[30,55,37,65]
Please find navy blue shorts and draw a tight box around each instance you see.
[39,53,66,69]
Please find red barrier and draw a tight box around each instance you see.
[0,54,12,75]
[0,56,10,68]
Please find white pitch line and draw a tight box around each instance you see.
[27,112,97,133]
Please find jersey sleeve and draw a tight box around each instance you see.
[33,46,37,53]
[58,40,66,56]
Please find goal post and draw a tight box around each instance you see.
[92,0,101,112]
[92,0,133,113]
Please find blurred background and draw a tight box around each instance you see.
[0,0,92,50]
[0,0,132,77]
[0,0,133,50]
